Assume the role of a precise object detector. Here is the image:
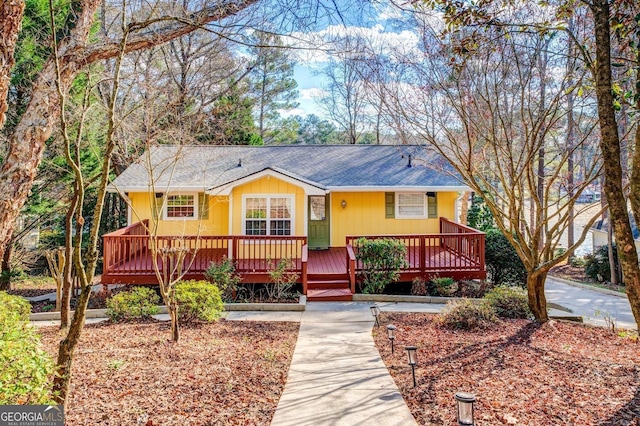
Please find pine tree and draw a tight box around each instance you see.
[248,32,299,141]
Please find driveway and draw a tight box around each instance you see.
[545,277,637,330]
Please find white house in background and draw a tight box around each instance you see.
[591,213,640,255]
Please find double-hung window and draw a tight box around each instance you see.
[164,194,197,219]
[244,196,293,235]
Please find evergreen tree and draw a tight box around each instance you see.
[248,31,299,140]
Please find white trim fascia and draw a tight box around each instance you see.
[325,185,471,192]
[207,169,327,196]
[109,185,208,193]
[120,193,133,226]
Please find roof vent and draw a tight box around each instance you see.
[407,154,412,168]
[237,158,242,167]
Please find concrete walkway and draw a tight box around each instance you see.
[269,302,417,426]
[545,277,637,330]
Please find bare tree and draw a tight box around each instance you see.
[318,36,369,144]
[0,0,25,129]
[379,25,603,322]
[0,0,259,270]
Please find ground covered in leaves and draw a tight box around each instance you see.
[374,313,640,426]
[39,320,298,425]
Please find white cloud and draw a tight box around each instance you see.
[300,87,326,100]
[284,23,421,65]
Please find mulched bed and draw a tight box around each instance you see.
[39,319,298,425]
[373,312,640,425]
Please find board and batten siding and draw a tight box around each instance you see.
[126,184,460,245]
[329,191,459,247]
[128,192,229,236]
[230,176,307,236]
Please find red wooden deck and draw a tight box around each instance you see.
[101,218,487,298]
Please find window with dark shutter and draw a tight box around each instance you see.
[385,192,395,218]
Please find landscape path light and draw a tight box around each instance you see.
[386,324,396,353]
[370,305,380,327]
[405,345,417,387]
[454,391,476,425]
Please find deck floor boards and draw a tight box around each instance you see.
[307,248,346,275]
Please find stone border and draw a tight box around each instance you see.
[353,294,462,304]
[29,296,306,321]
[548,275,626,298]
[353,293,573,314]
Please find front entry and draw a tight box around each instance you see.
[308,195,330,249]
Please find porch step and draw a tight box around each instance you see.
[307,279,351,289]
[307,288,353,301]
[308,273,348,281]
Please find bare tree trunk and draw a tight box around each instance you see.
[566,25,576,252]
[591,0,640,327]
[527,270,549,323]
[607,221,619,284]
[52,283,92,405]
[0,231,13,291]
[630,67,640,244]
[460,191,470,226]
[0,0,25,129]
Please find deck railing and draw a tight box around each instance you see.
[346,218,485,276]
[102,222,307,280]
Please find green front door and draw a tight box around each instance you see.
[308,195,330,249]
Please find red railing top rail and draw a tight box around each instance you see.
[103,219,149,237]
[439,217,484,234]
[345,232,484,242]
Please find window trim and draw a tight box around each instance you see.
[163,192,199,221]
[395,192,428,219]
[241,194,295,236]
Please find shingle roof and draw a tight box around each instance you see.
[109,145,467,193]
[592,214,640,241]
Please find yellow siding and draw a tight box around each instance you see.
[329,191,458,247]
[230,176,306,235]
[126,187,460,245]
[128,192,229,236]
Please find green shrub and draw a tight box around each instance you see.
[569,256,586,268]
[437,299,498,330]
[175,280,224,323]
[585,244,620,282]
[467,195,496,232]
[266,258,299,301]
[484,286,532,319]
[106,286,160,321]
[205,257,241,302]
[355,238,407,294]
[485,229,527,287]
[430,276,457,296]
[0,292,55,404]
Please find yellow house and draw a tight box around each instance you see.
[103,145,485,300]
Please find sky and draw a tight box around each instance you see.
[276,2,426,119]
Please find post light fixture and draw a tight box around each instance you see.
[341,199,347,209]
[454,392,476,426]
[386,324,397,353]
[370,305,380,327]
[405,346,417,388]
